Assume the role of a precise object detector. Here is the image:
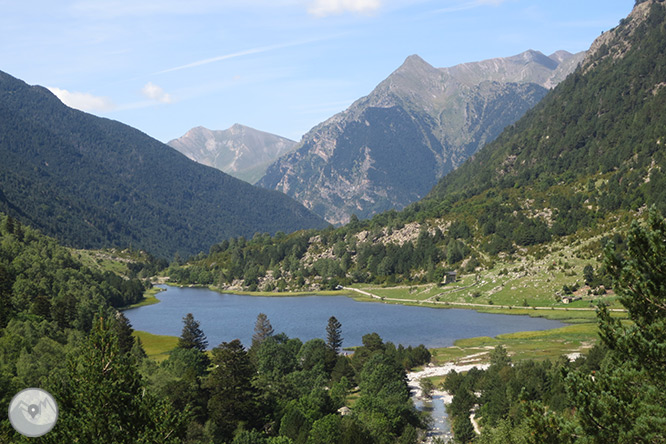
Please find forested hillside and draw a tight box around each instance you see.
[0,213,183,441]
[169,0,666,293]
[445,208,665,443]
[0,213,433,443]
[0,72,326,258]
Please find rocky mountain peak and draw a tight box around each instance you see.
[229,123,247,134]
[549,50,574,63]
[399,54,435,71]
[168,124,296,184]
[258,49,584,224]
[514,49,559,69]
[583,0,658,71]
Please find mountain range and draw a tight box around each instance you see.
[0,72,326,258]
[167,124,297,184]
[257,49,585,224]
[172,0,666,292]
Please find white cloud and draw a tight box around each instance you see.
[141,82,172,103]
[308,0,381,17]
[47,87,116,112]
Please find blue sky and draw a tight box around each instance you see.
[1,0,634,143]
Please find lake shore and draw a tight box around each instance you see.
[155,281,620,323]
[130,284,598,364]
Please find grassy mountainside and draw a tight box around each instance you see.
[168,1,665,297]
[0,72,326,258]
[421,1,666,219]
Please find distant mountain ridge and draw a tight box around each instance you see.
[0,71,327,257]
[171,0,666,297]
[168,124,296,184]
[258,49,585,224]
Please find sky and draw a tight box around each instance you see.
[1,0,635,143]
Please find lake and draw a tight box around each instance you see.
[124,286,565,349]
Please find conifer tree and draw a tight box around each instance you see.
[178,313,208,352]
[565,208,666,442]
[206,339,260,442]
[252,312,274,349]
[326,316,343,353]
[45,315,188,443]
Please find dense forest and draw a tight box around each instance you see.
[0,213,435,443]
[445,208,666,443]
[0,71,326,258]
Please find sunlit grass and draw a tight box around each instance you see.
[430,322,600,365]
[133,330,178,362]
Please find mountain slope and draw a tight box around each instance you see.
[258,50,584,224]
[423,0,666,217]
[0,72,327,258]
[167,124,297,184]
[169,0,666,294]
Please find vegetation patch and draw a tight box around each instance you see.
[122,286,165,310]
[431,322,599,365]
[133,330,179,362]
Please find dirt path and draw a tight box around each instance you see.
[342,286,625,313]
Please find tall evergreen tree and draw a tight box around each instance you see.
[112,311,136,354]
[326,316,343,353]
[44,315,188,443]
[178,313,208,352]
[252,313,274,349]
[566,208,666,442]
[205,339,260,443]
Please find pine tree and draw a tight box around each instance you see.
[557,208,666,443]
[177,313,208,352]
[251,312,274,349]
[512,209,666,443]
[45,315,188,443]
[326,316,343,353]
[205,339,260,442]
[112,311,136,354]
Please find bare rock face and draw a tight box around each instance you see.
[257,50,585,225]
[168,124,296,184]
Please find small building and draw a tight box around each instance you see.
[562,296,582,304]
[337,406,351,416]
[443,271,457,285]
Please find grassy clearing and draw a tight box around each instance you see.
[346,232,627,323]
[133,330,178,362]
[430,322,600,365]
[70,247,149,277]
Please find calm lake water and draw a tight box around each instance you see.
[124,286,564,349]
